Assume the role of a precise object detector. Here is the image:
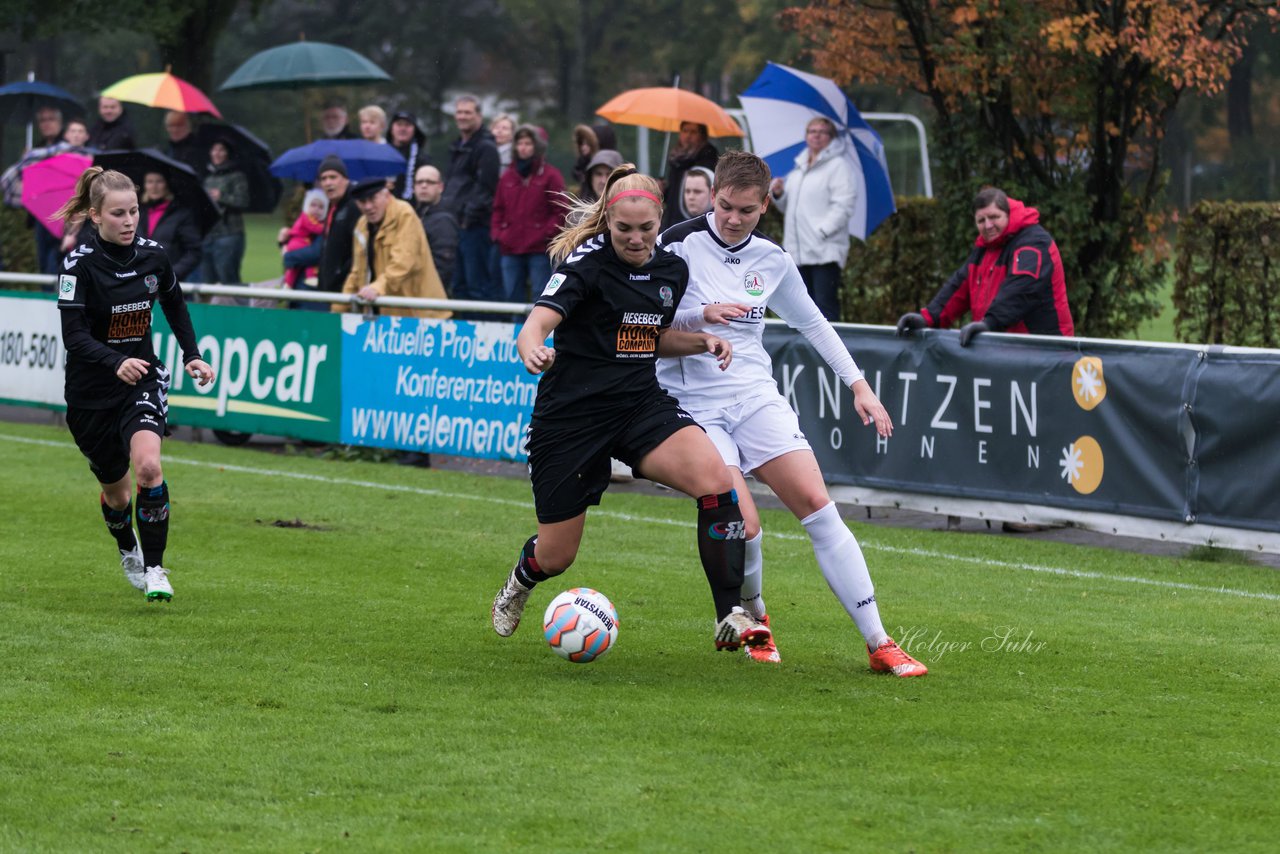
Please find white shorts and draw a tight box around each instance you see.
[686,391,810,475]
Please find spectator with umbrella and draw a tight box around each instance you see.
[660,122,719,231]
[282,154,359,310]
[197,138,249,284]
[163,111,207,176]
[88,96,136,150]
[34,106,64,147]
[138,169,204,281]
[320,102,356,140]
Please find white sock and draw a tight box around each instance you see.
[740,530,766,618]
[800,502,887,649]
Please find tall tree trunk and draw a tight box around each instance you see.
[155,0,242,92]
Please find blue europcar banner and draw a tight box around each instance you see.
[339,314,538,460]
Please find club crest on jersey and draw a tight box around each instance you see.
[144,274,159,293]
[542,273,566,296]
[58,274,76,300]
[743,271,765,296]
[659,286,673,307]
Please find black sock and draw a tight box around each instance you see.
[136,482,170,568]
[100,494,137,552]
[696,491,747,619]
[513,535,549,588]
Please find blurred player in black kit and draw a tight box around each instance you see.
[490,164,772,653]
[54,167,215,602]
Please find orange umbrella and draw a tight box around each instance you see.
[100,72,222,118]
[596,87,743,137]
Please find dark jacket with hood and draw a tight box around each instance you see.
[660,139,719,231]
[922,198,1074,336]
[390,112,431,201]
[491,126,566,256]
[440,127,501,230]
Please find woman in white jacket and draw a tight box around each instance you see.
[769,116,856,321]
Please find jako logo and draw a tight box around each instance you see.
[722,255,741,265]
[855,594,877,609]
[708,520,747,540]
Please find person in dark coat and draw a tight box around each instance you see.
[389,110,431,201]
[88,97,136,151]
[163,111,207,176]
[440,94,501,303]
[319,103,357,140]
[137,170,203,281]
[412,164,459,291]
[660,122,719,231]
[897,186,1074,346]
[283,154,359,310]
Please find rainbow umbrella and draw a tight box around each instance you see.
[20,151,93,238]
[100,72,222,118]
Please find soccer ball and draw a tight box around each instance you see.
[542,588,619,664]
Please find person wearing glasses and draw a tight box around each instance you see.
[412,164,459,292]
[768,116,857,321]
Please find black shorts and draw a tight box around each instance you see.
[527,391,700,524]
[66,374,169,484]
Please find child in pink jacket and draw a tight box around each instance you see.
[281,189,328,287]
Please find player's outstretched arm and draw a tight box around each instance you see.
[656,330,733,370]
[851,378,893,438]
[517,306,562,374]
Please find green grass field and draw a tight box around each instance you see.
[2,418,1277,852]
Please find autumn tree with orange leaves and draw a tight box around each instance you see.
[784,0,1278,336]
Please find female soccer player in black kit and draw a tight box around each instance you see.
[491,164,771,652]
[54,168,215,601]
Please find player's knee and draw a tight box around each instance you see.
[746,520,762,539]
[133,458,163,487]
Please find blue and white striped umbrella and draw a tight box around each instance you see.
[739,62,896,240]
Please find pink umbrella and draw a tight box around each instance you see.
[20,151,93,238]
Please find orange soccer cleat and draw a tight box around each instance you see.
[868,636,928,677]
[744,613,781,664]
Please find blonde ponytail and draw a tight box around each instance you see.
[53,167,136,226]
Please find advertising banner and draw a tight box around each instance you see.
[765,326,1280,531]
[153,303,342,441]
[339,314,536,461]
[0,292,65,408]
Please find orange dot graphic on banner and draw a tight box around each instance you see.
[1059,435,1104,495]
[1072,356,1107,411]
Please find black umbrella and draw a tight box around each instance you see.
[0,80,84,124]
[93,148,220,234]
[195,122,282,213]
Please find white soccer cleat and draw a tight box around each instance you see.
[714,605,771,652]
[120,542,145,591]
[143,566,173,602]
[492,570,532,637]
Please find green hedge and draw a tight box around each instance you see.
[0,206,37,277]
[1174,202,1280,347]
[840,197,949,325]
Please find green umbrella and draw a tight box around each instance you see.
[219,41,391,91]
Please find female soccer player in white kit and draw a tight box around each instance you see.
[656,151,927,676]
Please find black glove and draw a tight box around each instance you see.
[959,321,989,347]
[896,312,927,337]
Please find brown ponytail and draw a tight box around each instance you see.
[53,167,136,226]
[548,164,663,264]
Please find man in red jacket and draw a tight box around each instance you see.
[897,187,1074,345]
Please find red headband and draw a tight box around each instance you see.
[607,189,661,207]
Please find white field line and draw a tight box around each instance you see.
[7,433,1278,603]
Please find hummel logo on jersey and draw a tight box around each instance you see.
[114,271,137,278]
[628,273,651,281]
[723,255,741,265]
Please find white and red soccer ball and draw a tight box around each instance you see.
[542,588,619,664]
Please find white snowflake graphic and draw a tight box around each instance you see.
[1075,362,1104,402]
[1059,443,1083,484]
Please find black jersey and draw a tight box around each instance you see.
[532,235,689,424]
[57,232,202,409]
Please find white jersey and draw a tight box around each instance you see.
[655,212,862,408]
